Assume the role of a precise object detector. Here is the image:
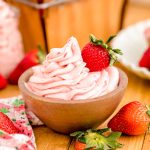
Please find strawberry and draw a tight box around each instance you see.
[0,74,7,90]
[70,128,122,150]
[0,112,19,134]
[139,28,150,69]
[8,46,45,85]
[82,34,122,72]
[74,141,86,150]
[139,47,150,69]
[108,101,150,136]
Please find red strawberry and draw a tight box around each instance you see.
[0,74,7,90]
[70,128,122,150]
[139,47,150,69]
[74,141,86,150]
[8,46,45,85]
[82,34,122,72]
[108,101,150,136]
[139,28,150,69]
[0,112,19,134]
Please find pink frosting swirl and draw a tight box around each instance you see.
[0,0,24,77]
[27,37,119,100]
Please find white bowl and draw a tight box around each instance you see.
[112,19,150,80]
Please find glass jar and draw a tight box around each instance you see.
[0,0,24,78]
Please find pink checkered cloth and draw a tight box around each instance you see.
[0,96,43,150]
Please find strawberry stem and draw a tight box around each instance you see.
[90,34,103,45]
[89,34,123,66]
[37,45,46,64]
[106,35,116,44]
[70,128,123,150]
[146,105,150,117]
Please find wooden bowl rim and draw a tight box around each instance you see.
[18,67,128,104]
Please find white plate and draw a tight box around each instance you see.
[112,20,150,80]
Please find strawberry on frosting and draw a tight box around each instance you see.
[26,37,119,100]
[0,0,24,77]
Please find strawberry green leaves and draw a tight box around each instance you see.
[70,128,123,150]
[146,105,150,117]
[106,132,123,149]
[89,34,123,66]
[37,45,46,64]
[71,131,86,143]
[90,34,103,46]
[106,35,116,44]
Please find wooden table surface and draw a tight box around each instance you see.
[0,65,150,150]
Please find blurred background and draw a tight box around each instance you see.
[4,0,150,52]
[0,0,150,86]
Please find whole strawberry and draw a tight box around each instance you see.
[70,128,122,150]
[139,47,150,69]
[108,101,150,135]
[82,34,122,72]
[139,28,150,69]
[0,112,19,134]
[0,74,7,90]
[8,46,45,85]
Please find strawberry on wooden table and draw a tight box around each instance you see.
[8,46,45,85]
[0,112,19,134]
[82,34,122,72]
[0,74,7,90]
[70,128,122,150]
[108,101,150,136]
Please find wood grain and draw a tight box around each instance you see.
[0,85,20,98]
[34,126,70,150]
[69,64,150,150]
[110,65,150,150]
[142,132,150,150]
[0,64,150,150]
[123,1,150,28]
[45,0,125,50]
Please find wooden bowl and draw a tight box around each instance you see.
[18,68,128,134]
